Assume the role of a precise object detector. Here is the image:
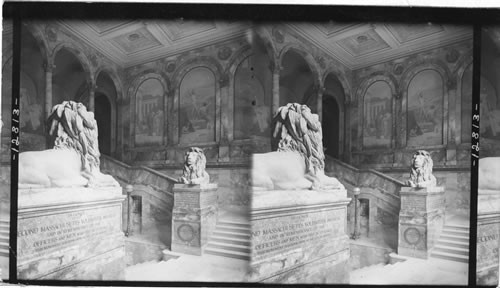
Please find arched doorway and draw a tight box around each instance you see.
[322,73,345,159]
[323,96,340,158]
[95,71,118,156]
[279,50,316,112]
[95,92,112,156]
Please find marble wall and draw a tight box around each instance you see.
[352,39,473,168]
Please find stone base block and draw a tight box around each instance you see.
[171,184,218,255]
[477,190,500,286]
[17,186,125,280]
[250,189,350,284]
[398,186,445,259]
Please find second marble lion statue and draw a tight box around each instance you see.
[478,157,500,191]
[179,147,210,185]
[407,150,437,188]
[252,103,343,191]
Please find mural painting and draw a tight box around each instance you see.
[234,56,270,140]
[179,67,216,144]
[363,81,392,148]
[461,64,473,143]
[407,70,443,146]
[20,72,45,151]
[135,78,164,146]
[480,76,500,141]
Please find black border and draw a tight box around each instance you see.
[2,1,499,287]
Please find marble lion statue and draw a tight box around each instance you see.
[407,150,437,188]
[18,101,118,188]
[252,103,343,191]
[179,147,210,185]
[478,157,500,190]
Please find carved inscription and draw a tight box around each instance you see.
[477,224,500,270]
[251,209,344,261]
[17,206,121,261]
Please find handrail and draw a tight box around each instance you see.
[100,154,179,185]
[326,156,405,186]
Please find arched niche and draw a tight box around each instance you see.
[95,71,118,155]
[233,54,272,140]
[20,24,47,151]
[279,49,317,113]
[460,63,473,143]
[363,81,393,149]
[179,67,216,144]
[323,73,345,158]
[480,76,500,140]
[52,48,89,107]
[134,77,166,146]
[407,69,444,147]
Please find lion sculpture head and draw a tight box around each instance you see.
[407,150,436,188]
[252,103,343,192]
[179,147,210,185]
[18,101,118,188]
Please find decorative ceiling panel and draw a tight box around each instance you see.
[337,29,390,56]
[109,27,162,54]
[159,20,217,41]
[386,23,444,43]
[314,22,358,37]
[86,20,134,34]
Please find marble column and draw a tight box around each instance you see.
[218,73,230,162]
[317,85,323,122]
[445,79,457,165]
[44,63,53,118]
[272,64,280,115]
[89,82,96,112]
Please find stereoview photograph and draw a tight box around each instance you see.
[476,25,500,287]
[12,19,472,284]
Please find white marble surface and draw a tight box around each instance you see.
[252,189,349,210]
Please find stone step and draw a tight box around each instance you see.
[442,229,469,237]
[433,244,469,256]
[0,247,8,257]
[430,250,468,263]
[206,242,251,254]
[443,224,469,231]
[216,226,250,235]
[213,231,250,240]
[217,221,251,229]
[204,246,250,261]
[440,234,469,243]
[437,239,469,249]
[210,235,251,247]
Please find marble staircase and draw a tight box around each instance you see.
[0,218,8,258]
[430,224,469,263]
[205,220,251,261]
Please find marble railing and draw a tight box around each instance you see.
[100,155,178,232]
[101,154,178,190]
[325,155,404,217]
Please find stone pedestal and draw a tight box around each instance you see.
[249,189,350,284]
[477,190,500,286]
[171,183,218,256]
[398,186,445,259]
[17,186,126,280]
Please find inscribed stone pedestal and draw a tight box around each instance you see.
[249,189,350,284]
[171,183,218,256]
[17,186,125,280]
[398,186,445,259]
[477,190,500,286]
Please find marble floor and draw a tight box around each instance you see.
[125,206,250,282]
[350,255,468,285]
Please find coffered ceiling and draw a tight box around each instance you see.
[57,20,472,70]
[289,22,472,69]
[58,19,252,68]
